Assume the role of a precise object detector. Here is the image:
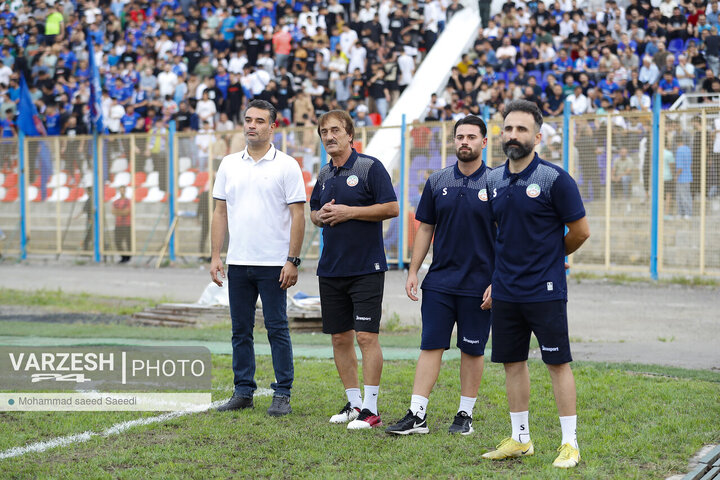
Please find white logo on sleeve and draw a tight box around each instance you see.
[356,315,372,321]
[374,263,380,270]
[478,189,488,201]
[547,282,553,291]
[347,175,359,187]
[442,187,448,196]
[492,188,497,198]
[526,183,541,198]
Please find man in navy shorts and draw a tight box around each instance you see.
[310,110,399,430]
[482,100,590,468]
[385,115,494,436]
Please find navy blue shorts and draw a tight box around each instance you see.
[420,290,492,356]
[490,299,572,365]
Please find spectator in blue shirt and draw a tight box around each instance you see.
[0,112,15,137]
[221,12,237,40]
[74,59,91,82]
[658,71,681,106]
[598,72,620,97]
[552,49,574,74]
[109,78,131,103]
[215,66,230,99]
[543,83,565,117]
[45,106,61,135]
[121,106,140,133]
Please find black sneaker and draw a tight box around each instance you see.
[385,410,429,435]
[216,394,253,412]
[267,395,292,417]
[448,411,474,435]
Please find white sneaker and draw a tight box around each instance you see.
[347,409,382,429]
[329,402,360,424]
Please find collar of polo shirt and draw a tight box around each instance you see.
[453,161,486,180]
[329,148,359,171]
[242,144,278,163]
[503,153,540,180]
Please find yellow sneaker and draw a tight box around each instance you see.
[553,443,580,468]
[481,437,534,460]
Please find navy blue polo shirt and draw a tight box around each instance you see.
[487,154,585,302]
[415,162,495,297]
[310,149,397,277]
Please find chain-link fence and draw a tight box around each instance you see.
[3,111,719,277]
[658,108,720,275]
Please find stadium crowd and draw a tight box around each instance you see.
[0,0,718,140]
[425,0,720,122]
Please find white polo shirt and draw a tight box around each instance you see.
[213,144,306,266]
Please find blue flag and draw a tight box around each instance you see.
[18,75,47,137]
[87,32,104,133]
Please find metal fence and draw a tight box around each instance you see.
[2,106,719,277]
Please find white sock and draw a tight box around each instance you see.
[410,394,429,419]
[510,411,530,443]
[458,396,476,416]
[559,415,578,449]
[345,388,362,409]
[362,385,379,414]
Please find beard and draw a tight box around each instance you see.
[502,139,534,160]
[456,147,480,163]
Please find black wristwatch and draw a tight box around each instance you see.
[287,256,301,267]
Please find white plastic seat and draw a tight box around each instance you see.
[178,171,196,189]
[178,157,192,173]
[27,185,39,202]
[142,187,166,203]
[178,186,199,203]
[110,157,129,174]
[0,186,5,201]
[142,171,159,188]
[46,172,68,188]
[110,171,131,188]
[80,172,93,188]
[47,186,70,202]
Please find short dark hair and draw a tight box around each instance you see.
[245,99,277,124]
[453,115,487,137]
[503,100,543,132]
[317,110,355,141]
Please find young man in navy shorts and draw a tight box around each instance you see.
[310,110,399,429]
[482,100,590,468]
[385,115,494,436]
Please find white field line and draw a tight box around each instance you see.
[0,389,273,461]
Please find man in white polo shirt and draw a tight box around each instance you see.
[211,100,306,417]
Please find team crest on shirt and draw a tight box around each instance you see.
[478,189,488,201]
[526,183,541,198]
[346,175,359,187]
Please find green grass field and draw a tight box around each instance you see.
[1,356,719,479]
[1,289,719,478]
